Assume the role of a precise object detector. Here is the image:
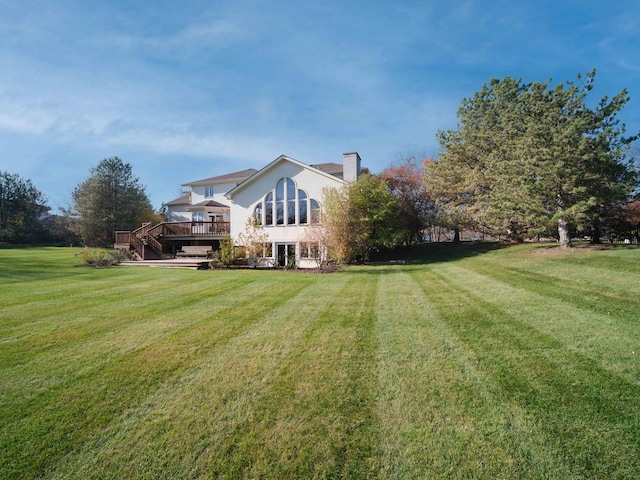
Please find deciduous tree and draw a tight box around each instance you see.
[381,156,436,245]
[322,174,402,263]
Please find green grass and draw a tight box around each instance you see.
[1,244,640,479]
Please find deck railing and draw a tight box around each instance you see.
[161,221,231,237]
[116,222,230,243]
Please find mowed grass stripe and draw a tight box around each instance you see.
[467,255,640,324]
[444,260,640,383]
[241,271,379,479]
[0,273,264,366]
[0,274,280,408]
[0,271,315,479]
[412,262,640,478]
[48,271,377,479]
[375,267,565,479]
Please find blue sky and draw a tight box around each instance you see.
[1,0,639,210]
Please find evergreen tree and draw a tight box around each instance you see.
[428,70,638,246]
[65,157,154,246]
[0,171,49,243]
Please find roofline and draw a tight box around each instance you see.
[226,155,346,199]
[182,169,258,187]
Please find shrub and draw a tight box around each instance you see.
[209,236,246,268]
[76,248,124,267]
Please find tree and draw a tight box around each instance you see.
[65,157,154,247]
[428,70,638,247]
[236,217,270,266]
[38,213,82,246]
[322,174,402,263]
[381,156,437,245]
[0,171,49,243]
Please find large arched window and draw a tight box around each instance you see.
[254,178,320,226]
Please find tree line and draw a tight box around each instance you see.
[320,70,639,262]
[2,70,639,255]
[1,157,157,246]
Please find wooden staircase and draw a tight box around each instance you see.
[115,223,163,260]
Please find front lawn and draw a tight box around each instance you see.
[1,244,639,479]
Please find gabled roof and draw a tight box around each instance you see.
[226,155,346,199]
[186,199,230,212]
[183,168,259,187]
[310,162,343,176]
[165,194,190,205]
[190,200,228,208]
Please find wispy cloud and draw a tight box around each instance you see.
[0,0,638,210]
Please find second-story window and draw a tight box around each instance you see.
[205,186,214,198]
[253,178,321,227]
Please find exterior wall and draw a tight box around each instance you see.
[190,181,241,204]
[166,206,191,222]
[229,160,344,267]
[229,161,343,238]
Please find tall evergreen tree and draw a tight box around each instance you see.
[65,157,154,246]
[428,70,638,246]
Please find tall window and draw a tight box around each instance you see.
[310,199,320,224]
[299,190,308,224]
[265,192,273,225]
[276,179,285,225]
[287,178,296,224]
[205,186,214,198]
[255,178,320,227]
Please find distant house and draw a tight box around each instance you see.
[116,152,362,268]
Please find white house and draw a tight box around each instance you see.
[160,152,362,268]
[165,168,258,223]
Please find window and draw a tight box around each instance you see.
[265,192,273,225]
[205,186,214,198]
[299,190,308,224]
[300,242,319,259]
[255,178,320,227]
[192,211,205,222]
[287,178,296,224]
[310,199,320,224]
[276,179,285,225]
[277,243,296,267]
[260,242,273,258]
[254,203,263,224]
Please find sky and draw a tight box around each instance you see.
[1,0,639,211]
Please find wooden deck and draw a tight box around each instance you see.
[119,258,210,270]
[115,221,230,261]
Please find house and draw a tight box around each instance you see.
[116,152,362,268]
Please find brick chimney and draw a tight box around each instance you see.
[342,152,361,182]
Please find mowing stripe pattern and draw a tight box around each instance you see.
[1,245,639,479]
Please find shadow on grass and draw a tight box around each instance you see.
[348,241,512,274]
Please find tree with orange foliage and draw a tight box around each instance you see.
[381,156,437,246]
